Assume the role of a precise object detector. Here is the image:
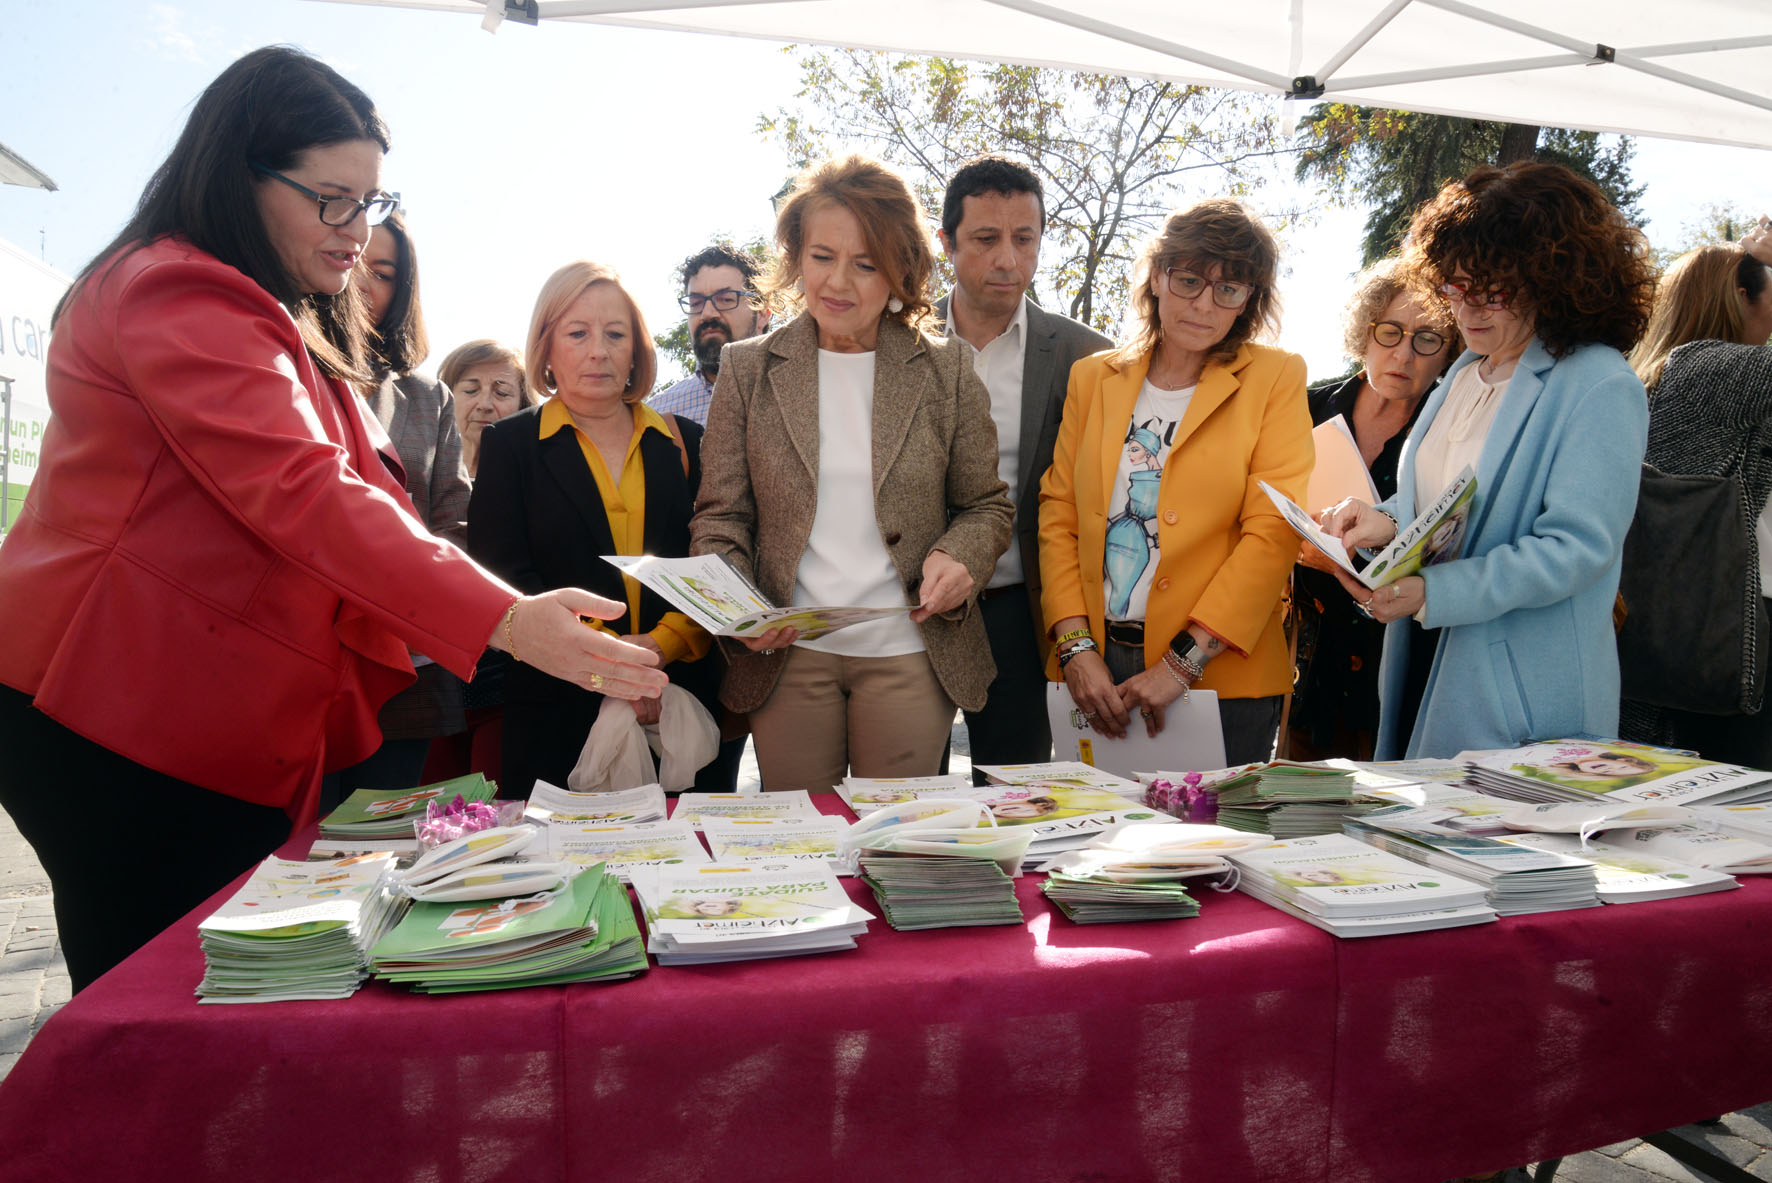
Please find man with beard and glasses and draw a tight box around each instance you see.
[936,156,1111,778]
[650,242,772,425]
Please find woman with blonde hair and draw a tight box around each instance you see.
[1619,229,1772,763]
[691,154,1013,791]
[1288,258,1460,760]
[1040,198,1313,764]
[439,338,534,477]
[1630,242,1772,390]
[468,261,731,795]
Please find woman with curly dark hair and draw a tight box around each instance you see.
[1320,161,1654,757]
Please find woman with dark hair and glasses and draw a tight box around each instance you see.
[1040,198,1313,764]
[1321,162,1655,758]
[0,46,664,990]
[1288,258,1460,760]
[322,209,478,805]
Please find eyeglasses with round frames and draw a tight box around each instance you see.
[1369,320,1448,357]
[249,161,401,227]
[1164,268,1254,310]
[678,288,758,314]
[1438,281,1512,310]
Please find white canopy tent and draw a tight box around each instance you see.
[0,142,57,191]
[323,0,1772,149]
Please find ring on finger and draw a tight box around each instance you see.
[588,672,605,691]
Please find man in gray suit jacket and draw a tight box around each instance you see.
[937,157,1112,777]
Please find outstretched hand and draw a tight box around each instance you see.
[490,589,667,700]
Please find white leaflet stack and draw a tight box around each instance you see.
[543,818,710,883]
[197,853,407,1002]
[1495,832,1739,903]
[1593,825,1772,874]
[524,781,667,825]
[1343,797,1600,916]
[837,774,973,817]
[630,862,871,964]
[1228,834,1495,937]
[670,791,824,829]
[1037,822,1266,924]
[701,815,853,874]
[973,761,1146,798]
[1463,740,1772,808]
[1693,802,1772,845]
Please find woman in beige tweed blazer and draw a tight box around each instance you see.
[691,156,1013,791]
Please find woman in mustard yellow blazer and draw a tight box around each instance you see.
[1039,199,1313,764]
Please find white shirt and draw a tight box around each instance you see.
[1103,378,1196,623]
[793,349,926,657]
[947,296,1028,588]
[1414,363,1507,515]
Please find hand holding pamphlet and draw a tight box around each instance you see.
[1261,465,1476,589]
[602,553,910,642]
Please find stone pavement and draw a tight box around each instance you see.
[0,735,1767,1179]
[0,803,70,1085]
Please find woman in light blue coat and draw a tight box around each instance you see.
[1322,163,1656,759]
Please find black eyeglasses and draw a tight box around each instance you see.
[1369,320,1448,357]
[679,288,757,314]
[249,161,400,227]
[1164,268,1254,309]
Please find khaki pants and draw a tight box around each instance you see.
[749,647,956,792]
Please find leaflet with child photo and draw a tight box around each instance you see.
[602,553,910,641]
[1261,465,1476,589]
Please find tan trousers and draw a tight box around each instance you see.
[748,647,956,792]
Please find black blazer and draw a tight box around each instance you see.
[466,404,711,709]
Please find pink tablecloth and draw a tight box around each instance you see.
[1,817,1768,1183]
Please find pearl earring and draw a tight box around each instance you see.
[887,295,905,314]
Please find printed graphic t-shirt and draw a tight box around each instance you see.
[1103,378,1196,623]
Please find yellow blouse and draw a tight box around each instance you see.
[537,398,710,665]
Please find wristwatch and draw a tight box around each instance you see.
[1169,632,1204,668]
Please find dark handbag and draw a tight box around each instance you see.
[1617,464,1769,715]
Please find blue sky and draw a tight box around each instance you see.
[4,1,1771,383]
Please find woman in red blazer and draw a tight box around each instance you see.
[0,47,663,991]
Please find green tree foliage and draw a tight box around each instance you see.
[1294,105,1645,265]
[759,50,1293,332]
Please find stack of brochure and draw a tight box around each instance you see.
[630,862,872,963]
[670,790,825,828]
[839,774,1162,867]
[843,799,1030,929]
[1495,832,1739,903]
[1228,834,1497,937]
[318,774,498,842]
[524,781,666,825]
[857,851,1025,929]
[197,853,406,1002]
[393,825,577,903]
[543,818,709,882]
[1590,824,1772,873]
[837,774,974,816]
[1344,796,1599,915]
[371,863,647,991]
[1463,740,1772,807]
[701,816,851,873]
[1040,873,1202,923]
[1037,823,1267,923]
[1211,763,1388,838]
[975,761,1146,798]
[1694,803,1772,844]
